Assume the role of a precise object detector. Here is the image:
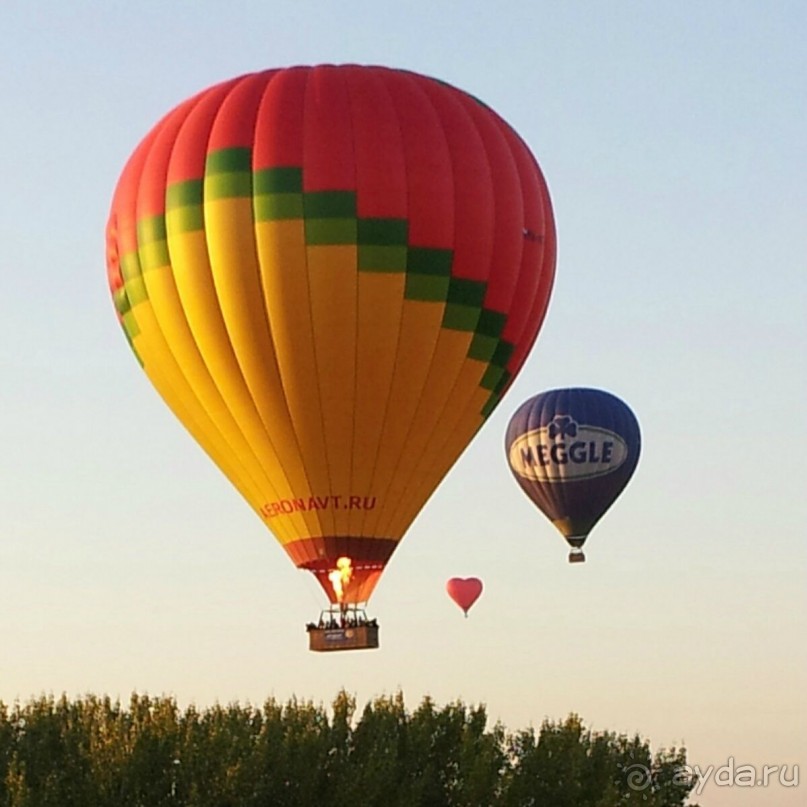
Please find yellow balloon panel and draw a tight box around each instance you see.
[164,226,310,539]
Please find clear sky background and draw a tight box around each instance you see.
[1,3,804,805]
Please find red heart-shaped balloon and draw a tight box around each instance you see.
[446,577,483,616]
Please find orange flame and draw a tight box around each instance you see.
[328,556,353,602]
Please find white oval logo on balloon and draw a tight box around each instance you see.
[508,417,628,482]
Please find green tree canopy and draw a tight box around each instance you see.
[0,692,699,807]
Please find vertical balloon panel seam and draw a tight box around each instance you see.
[351,70,453,541]
[536,392,561,533]
[508,162,557,380]
[298,66,359,545]
[254,68,333,549]
[377,78,505,537]
[555,389,574,524]
[208,75,301,523]
[379,159,490,532]
[119,107,273,529]
[395,102,536,526]
[462,101,527,420]
[360,72,458,540]
[237,71,325,537]
[579,390,609,535]
[350,67,420,545]
[359,67,422,545]
[534,393,559,529]
[372,73,475,539]
[163,105,290,528]
[297,65,364,544]
[602,392,619,533]
[345,66,362,547]
[298,67,331,541]
[345,67,406,545]
[157,83,281,514]
[344,66,374,545]
[475,119,526,420]
[244,71,326,544]
[495,129,557,396]
[114,126,166,361]
[378,78,503,538]
[163,84,297,543]
[108,134,149,357]
[143,97,276,511]
[216,76,336,543]
[154,220,275,528]
[503,174,552,382]
[126,111,268,511]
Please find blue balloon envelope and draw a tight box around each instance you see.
[505,388,641,563]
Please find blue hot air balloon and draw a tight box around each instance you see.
[505,388,641,563]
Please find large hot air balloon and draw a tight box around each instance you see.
[505,388,640,563]
[106,64,556,616]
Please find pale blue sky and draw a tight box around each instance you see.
[1,3,805,805]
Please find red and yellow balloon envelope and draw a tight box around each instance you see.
[106,65,556,607]
[506,388,641,563]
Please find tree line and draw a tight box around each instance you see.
[0,691,699,806]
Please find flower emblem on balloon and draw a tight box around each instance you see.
[548,416,577,439]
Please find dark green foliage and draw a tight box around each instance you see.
[0,692,699,807]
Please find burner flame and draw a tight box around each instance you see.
[328,556,353,602]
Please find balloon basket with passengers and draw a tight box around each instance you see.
[305,556,380,652]
[307,605,379,652]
